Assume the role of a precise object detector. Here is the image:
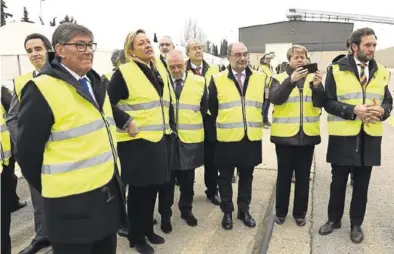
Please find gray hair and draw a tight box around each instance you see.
[52,23,94,49]
[185,39,201,53]
[111,49,121,67]
[167,49,184,61]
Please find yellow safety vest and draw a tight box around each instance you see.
[117,60,172,143]
[258,65,273,78]
[327,63,389,136]
[188,63,220,85]
[0,103,11,169]
[33,75,118,198]
[214,70,266,142]
[271,72,321,137]
[169,74,205,143]
[14,72,34,101]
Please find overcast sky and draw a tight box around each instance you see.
[5,0,394,50]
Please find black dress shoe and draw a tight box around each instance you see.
[134,242,154,254]
[295,218,306,227]
[12,200,27,213]
[222,212,233,230]
[18,239,51,254]
[237,211,256,228]
[161,219,172,234]
[147,232,165,245]
[117,228,128,238]
[181,213,198,227]
[350,226,364,244]
[318,221,341,235]
[274,216,286,225]
[207,195,221,206]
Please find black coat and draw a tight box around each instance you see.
[324,55,393,166]
[107,61,175,186]
[16,52,127,244]
[208,66,263,167]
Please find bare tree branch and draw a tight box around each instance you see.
[182,16,206,45]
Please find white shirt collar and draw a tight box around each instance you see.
[172,72,186,84]
[232,69,246,77]
[61,63,89,82]
[191,62,203,70]
[354,56,369,67]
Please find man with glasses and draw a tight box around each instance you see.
[185,39,221,206]
[208,42,267,230]
[16,23,126,254]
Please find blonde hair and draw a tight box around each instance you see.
[286,44,308,61]
[123,29,155,66]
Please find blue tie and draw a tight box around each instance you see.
[78,77,93,101]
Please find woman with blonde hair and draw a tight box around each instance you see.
[107,29,175,254]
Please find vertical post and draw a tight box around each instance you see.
[39,0,43,22]
[17,55,22,76]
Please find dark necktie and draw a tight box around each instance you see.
[174,79,183,100]
[79,77,94,101]
[359,63,367,88]
[236,72,243,94]
[195,67,201,76]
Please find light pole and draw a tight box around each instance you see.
[39,0,45,22]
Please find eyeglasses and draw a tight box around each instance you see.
[230,52,249,58]
[160,43,172,47]
[63,42,97,52]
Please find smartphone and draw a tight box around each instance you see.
[301,63,318,73]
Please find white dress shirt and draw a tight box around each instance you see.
[172,73,186,89]
[354,56,369,82]
[232,69,246,86]
[61,64,97,103]
[191,62,203,73]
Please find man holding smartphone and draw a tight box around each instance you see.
[269,45,325,227]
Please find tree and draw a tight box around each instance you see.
[181,17,206,46]
[153,33,158,43]
[203,40,212,53]
[220,39,228,57]
[21,7,34,23]
[49,17,57,27]
[59,15,77,24]
[1,0,13,26]
[211,44,219,56]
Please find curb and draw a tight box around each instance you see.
[252,181,276,254]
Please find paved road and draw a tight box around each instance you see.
[268,79,394,253]
[9,130,277,254]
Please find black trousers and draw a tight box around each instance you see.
[328,165,372,226]
[1,171,12,254]
[51,233,117,254]
[218,165,254,213]
[159,169,196,219]
[275,144,314,219]
[3,157,19,206]
[263,98,270,122]
[204,140,219,198]
[128,185,160,244]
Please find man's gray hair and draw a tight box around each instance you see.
[52,23,94,49]
[111,49,121,66]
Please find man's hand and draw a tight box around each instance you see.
[353,104,370,119]
[312,71,323,87]
[290,66,308,83]
[128,119,139,137]
[364,98,384,124]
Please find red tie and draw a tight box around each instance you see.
[195,67,201,76]
[236,72,243,93]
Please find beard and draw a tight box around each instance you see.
[357,50,374,62]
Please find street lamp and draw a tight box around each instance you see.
[39,0,45,22]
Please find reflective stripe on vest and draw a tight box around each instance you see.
[271,72,321,138]
[169,73,205,143]
[327,63,388,136]
[214,70,266,142]
[33,75,117,198]
[0,103,11,167]
[14,72,34,101]
[117,59,172,143]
